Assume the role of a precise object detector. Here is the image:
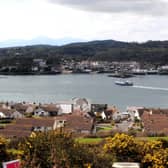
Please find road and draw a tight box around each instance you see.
[116,120,133,132]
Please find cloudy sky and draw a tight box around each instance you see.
[0,0,168,43]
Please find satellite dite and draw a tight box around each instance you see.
[112,162,140,168]
[2,159,20,168]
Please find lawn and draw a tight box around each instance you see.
[76,137,103,144]
[77,136,168,144]
[77,135,168,144]
[96,125,113,132]
[137,137,168,141]
[147,137,168,141]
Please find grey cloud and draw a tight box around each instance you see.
[48,0,168,15]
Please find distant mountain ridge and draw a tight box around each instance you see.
[0,37,84,48]
[0,39,168,63]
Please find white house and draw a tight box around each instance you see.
[101,111,106,120]
[34,108,49,117]
[56,98,91,115]
[0,112,6,118]
[126,106,144,120]
[11,111,24,119]
[0,108,23,119]
[26,106,35,114]
[53,120,67,129]
[56,101,73,115]
[72,98,91,113]
[57,104,72,115]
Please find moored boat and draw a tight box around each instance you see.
[108,72,134,78]
[132,69,147,75]
[147,69,158,75]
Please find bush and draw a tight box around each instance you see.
[0,119,12,124]
[0,136,8,167]
[19,131,99,168]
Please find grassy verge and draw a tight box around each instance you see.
[137,137,168,141]
[147,137,168,141]
[96,125,113,132]
[77,136,168,144]
[76,137,103,144]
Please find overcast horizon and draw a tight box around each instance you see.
[0,0,168,46]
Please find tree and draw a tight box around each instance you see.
[19,131,94,168]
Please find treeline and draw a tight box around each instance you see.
[0,40,168,64]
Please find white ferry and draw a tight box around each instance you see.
[115,80,133,86]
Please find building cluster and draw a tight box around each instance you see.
[0,98,117,138]
[31,59,168,75]
[0,98,168,138]
[126,106,168,136]
[1,58,168,75]
[0,59,151,74]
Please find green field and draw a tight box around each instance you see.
[144,137,168,141]
[77,136,168,144]
[76,138,103,144]
[96,125,113,132]
[137,137,168,141]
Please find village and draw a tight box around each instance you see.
[1,58,168,75]
[0,97,167,139]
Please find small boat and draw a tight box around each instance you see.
[147,69,158,75]
[108,72,134,78]
[132,69,147,75]
[115,80,133,86]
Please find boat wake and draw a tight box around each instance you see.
[133,85,168,91]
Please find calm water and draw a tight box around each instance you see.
[0,74,168,110]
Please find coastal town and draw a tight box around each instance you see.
[1,58,168,76]
[1,0,168,167]
[0,98,167,138]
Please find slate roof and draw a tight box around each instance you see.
[0,118,55,138]
[141,111,168,135]
[0,114,94,138]
[0,108,16,117]
[55,114,94,133]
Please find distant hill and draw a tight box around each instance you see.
[0,39,168,63]
[0,37,83,48]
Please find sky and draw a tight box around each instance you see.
[0,0,168,44]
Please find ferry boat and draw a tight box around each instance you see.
[115,80,133,86]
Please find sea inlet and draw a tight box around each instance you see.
[0,74,168,110]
